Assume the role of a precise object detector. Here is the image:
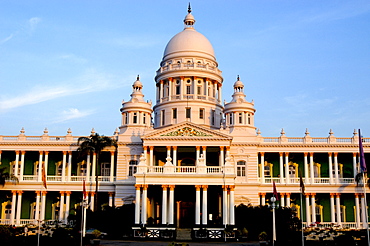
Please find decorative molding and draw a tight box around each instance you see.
[160,127,213,137]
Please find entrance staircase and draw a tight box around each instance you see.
[176,228,192,241]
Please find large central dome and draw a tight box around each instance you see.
[162,7,216,62]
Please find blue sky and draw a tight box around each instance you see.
[1,0,369,137]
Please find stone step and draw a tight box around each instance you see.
[176,228,192,241]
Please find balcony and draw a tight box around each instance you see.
[264,177,355,184]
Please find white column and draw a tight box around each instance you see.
[309,153,314,184]
[20,151,25,181]
[286,193,291,207]
[196,147,200,166]
[166,146,171,158]
[260,153,265,183]
[110,151,115,182]
[260,193,266,206]
[334,153,339,183]
[90,192,95,212]
[311,194,316,223]
[86,155,91,181]
[361,195,367,228]
[304,153,309,184]
[44,151,49,179]
[65,191,71,223]
[35,191,40,221]
[279,153,284,184]
[159,80,163,102]
[149,147,154,166]
[14,151,20,177]
[202,185,208,225]
[285,153,290,184]
[355,194,361,228]
[305,194,311,226]
[223,186,228,225]
[59,191,65,221]
[280,194,285,207]
[10,191,17,225]
[141,185,148,224]
[67,151,72,181]
[330,194,336,223]
[195,185,201,225]
[135,185,141,224]
[38,151,43,181]
[162,185,168,225]
[328,153,334,184]
[173,147,177,166]
[353,153,358,179]
[108,192,114,207]
[62,151,67,181]
[168,78,172,101]
[229,186,235,225]
[91,153,96,179]
[40,191,47,221]
[219,83,222,102]
[16,191,23,226]
[202,146,207,165]
[336,194,341,226]
[220,147,224,166]
[169,185,175,224]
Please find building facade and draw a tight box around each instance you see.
[0,7,369,239]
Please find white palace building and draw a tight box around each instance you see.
[0,6,369,239]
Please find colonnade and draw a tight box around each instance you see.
[142,146,230,166]
[7,190,115,226]
[134,184,235,227]
[5,150,116,182]
[258,192,368,229]
[156,77,222,103]
[259,152,360,184]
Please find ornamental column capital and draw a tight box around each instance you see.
[35,191,41,196]
[142,184,148,190]
[65,191,72,196]
[135,184,142,190]
[201,185,208,190]
[169,185,175,190]
[60,191,65,195]
[161,185,168,189]
[42,191,47,195]
[195,185,201,191]
[17,191,23,195]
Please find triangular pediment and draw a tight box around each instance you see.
[142,122,232,140]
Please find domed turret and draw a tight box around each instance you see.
[224,76,256,130]
[120,76,153,131]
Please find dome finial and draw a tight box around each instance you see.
[188,2,192,13]
[137,74,140,80]
[237,75,240,81]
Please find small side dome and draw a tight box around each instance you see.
[133,75,143,88]
[233,75,244,88]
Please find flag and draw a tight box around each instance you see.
[41,161,47,189]
[359,129,367,173]
[299,172,305,194]
[272,181,279,200]
[83,179,87,200]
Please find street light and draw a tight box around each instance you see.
[270,196,277,246]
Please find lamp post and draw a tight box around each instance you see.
[270,196,277,246]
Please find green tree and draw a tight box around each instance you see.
[0,167,17,187]
[77,132,117,211]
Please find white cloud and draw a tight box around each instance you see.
[54,108,95,123]
[0,70,120,112]
[0,34,14,44]
[29,17,41,32]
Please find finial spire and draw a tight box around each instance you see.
[188,2,192,13]
[137,74,140,80]
[237,75,240,81]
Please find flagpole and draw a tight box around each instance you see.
[300,193,305,246]
[362,172,370,246]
